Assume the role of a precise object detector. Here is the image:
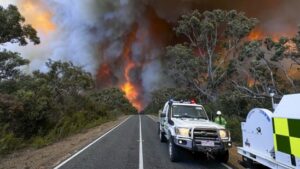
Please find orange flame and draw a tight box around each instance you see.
[247,78,255,87]
[288,69,300,79]
[247,27,296,42]
[120,25,142,111]
[284,40,297,53]
[247,29,264,41]
[18,0,55,34]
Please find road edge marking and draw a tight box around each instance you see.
[139,115,144,169]
[221,162,233,169]
[54,115,132,169]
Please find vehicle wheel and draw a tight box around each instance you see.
[158,125,166,142]
[159,132,166,142]
[215,150,229,163]
[242,156,254,168]
[169,137,180,162]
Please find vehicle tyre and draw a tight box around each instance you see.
[169,137,180,162]
[215,150,229,163]
[242,156,254,168]
[159,131,166,142]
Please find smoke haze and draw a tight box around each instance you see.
[2,0,300,109]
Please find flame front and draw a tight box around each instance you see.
[119,25,142,111]
[121,61,142,111]
[248,28,264,41]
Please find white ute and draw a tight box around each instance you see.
[158,100,232,162]
[238,94,300,169]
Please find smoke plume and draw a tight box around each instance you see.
[3,0,300,110]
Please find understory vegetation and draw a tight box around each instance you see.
[144,10,300,143]
[0,5,137,155]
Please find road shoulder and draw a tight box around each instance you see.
[0,115,129,169]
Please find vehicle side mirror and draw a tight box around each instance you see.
[168,119,174,126]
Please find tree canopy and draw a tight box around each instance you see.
[0,5,40,45]
[0,4,137,154]
[165,9,257,101]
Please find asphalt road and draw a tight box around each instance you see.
[54,115,230,169]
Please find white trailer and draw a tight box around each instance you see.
[238,94,300,169]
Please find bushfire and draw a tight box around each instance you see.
[9,0,300,111]
[18,0,55,34]
[120,26,142,111]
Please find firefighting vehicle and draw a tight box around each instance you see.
[238,94,300,169]
[158,100,232,162]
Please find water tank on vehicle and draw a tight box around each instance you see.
[241,108,274,158]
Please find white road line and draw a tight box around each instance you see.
[139,115,144,169]
[53,116,131,169]
[146,115,158,122]
[221,162,233,169]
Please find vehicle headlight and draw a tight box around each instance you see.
[175,127,190,137]
[218,129,230,140]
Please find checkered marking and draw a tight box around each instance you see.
[273,118,300,158]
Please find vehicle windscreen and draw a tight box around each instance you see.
[172,105,208,119]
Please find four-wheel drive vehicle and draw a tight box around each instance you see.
[158,100,232,162]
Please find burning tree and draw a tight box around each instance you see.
[233,29,300,98]
[165,9,257,101]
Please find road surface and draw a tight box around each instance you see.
[54,115,231,169]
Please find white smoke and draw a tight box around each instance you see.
[2,0,143,73]
[42,0,142,73]
[2,0,300,107]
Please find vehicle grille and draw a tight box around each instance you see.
[193,128,219,144]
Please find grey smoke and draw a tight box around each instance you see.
[4,0,300,107]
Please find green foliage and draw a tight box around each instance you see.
[0,132,23,154]
[236,34,300,97]
[165,44,201,87]
[215,92,271,117]
[91,88,138,115]
[226,116,243,143]
[0,4,137,155]
[166,9,257,101]
[0,50,30,81]
[146,9,300,145]
[0,60,136,154]
[0,5,40,45]
[144,87,198,115]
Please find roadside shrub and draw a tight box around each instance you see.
[91,88,137,115]
[32,136,49,148]
[0,133,23,154]
[144,87,197,115]
[226,116,243,144]
[217,92,272,118]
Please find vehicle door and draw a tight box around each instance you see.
[163,104,169,134]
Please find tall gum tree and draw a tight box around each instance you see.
[166,9,257,101]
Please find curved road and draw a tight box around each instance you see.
[54,115,230,169]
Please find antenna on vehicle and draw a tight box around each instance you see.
[268,87,278,111]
